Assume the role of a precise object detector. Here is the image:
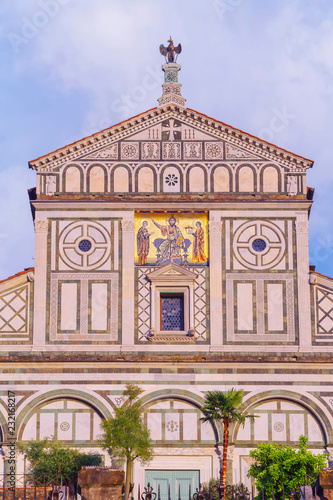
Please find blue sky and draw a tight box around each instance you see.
[1,0,333,279]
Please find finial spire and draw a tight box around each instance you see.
[159,37,182,63]
[158,37,186,108]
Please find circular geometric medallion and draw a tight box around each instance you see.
[233,220,285,270]
[59,221,111,270]
[60,422,70,431]
[273,422,284,432]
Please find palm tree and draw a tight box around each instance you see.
[200,388,256,500]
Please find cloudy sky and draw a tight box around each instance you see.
[1,0,333,279]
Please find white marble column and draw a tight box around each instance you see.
[209,215,223,347]
[121,216,135,347]
[33,218,48,347]
[295,215,312,348]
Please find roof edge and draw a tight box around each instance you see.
[29,105,314,170]
[0,267,34,285]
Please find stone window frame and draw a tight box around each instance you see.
[146,264,197,338]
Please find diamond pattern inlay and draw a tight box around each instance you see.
[0,285,29,334]
[316,287,333,334]
[138,267,207,341]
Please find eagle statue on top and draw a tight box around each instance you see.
[159,37,182,63]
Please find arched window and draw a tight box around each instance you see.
[138,167,154,192]
[89,166,105,192]
[162,166,182,193]
[189,166,205,192]
[20,398,103,445]
[262,166,279,192]
[113,166,130,192]
[238,166,254,192]
[65,166,81,192]
[213,166,231,192]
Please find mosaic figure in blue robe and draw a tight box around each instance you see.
[152,216,190,265]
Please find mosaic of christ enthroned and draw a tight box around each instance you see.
[135,213,208,266]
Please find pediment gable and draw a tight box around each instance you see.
[29,106,313,171]
[147,263,197,282]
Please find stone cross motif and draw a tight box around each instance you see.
[162,119,181,141]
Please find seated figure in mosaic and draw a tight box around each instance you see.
[152,216,188,265]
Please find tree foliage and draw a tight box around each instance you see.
[201,389,256,500]
[99,384,153,500]
[200,389,252,428]
[247,436,327,500]
[18,438,102,484]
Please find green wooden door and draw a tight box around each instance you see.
[145,470,200,500]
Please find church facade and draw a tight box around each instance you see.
[1,47,333,492]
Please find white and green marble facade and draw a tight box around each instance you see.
[1,63,333,489]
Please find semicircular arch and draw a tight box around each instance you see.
[232,390,330,445]
[16,389,113,441]
[139,389,219,442]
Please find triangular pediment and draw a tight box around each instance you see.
[29,106,313,171]
[147,263,198,282]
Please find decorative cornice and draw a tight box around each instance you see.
[148,334,197,343]
[28,107,313,171]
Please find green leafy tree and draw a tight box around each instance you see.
[247,436,327,500]
[200,389,256,500]
[18,438,102,484]
[100,384,153,500]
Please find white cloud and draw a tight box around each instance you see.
[1,0,333,277]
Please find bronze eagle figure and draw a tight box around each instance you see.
[159,37,182,63]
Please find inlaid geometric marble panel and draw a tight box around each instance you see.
[183,142,202,160]
[162,142,181,160]
[137,267,151,341]
[316,286,333,334]
[0,283,30,336]
[49,272,118,342]
[141,142,160,160]
[21,399,102,444]
[226,273,295,343]
[144,399,215,444]
[137,267,207,341]
[121,142,139,160]
[54,220,118,272]
[194,268,207,340]
[235,399,324,445]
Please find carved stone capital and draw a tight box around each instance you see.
[209,221,223,234]
[121,219,135,233]
[295,220,309,233]
[27,272,35,282]
[326,447,333,460]
[34,220,48,233]
[309,274,317,285]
